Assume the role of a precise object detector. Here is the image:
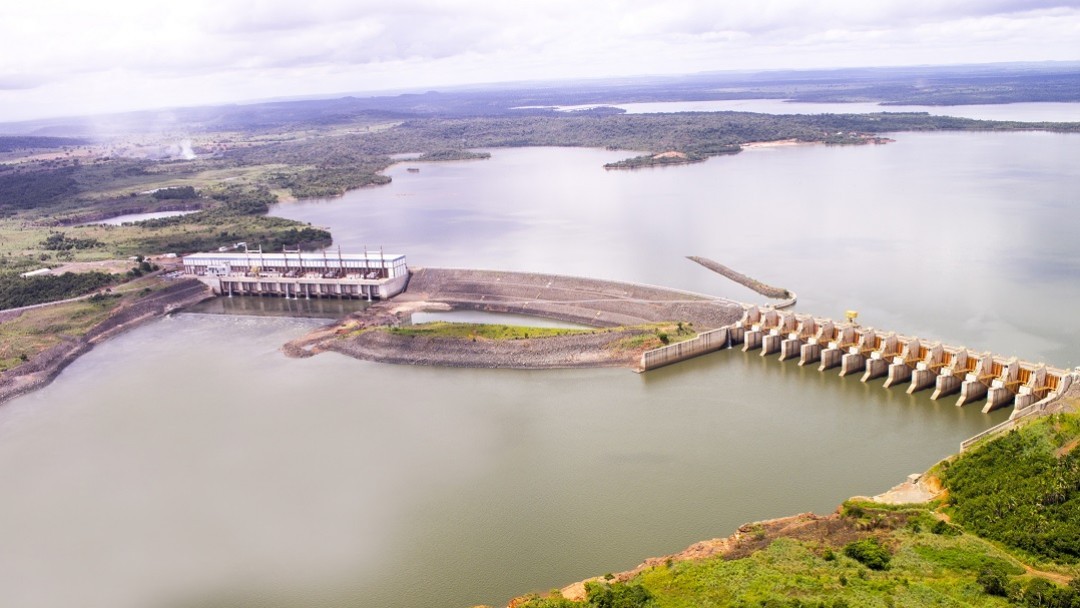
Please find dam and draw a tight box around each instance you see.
[182,249,409,300]
[641,306,1076,425]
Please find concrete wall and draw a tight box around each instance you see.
[640,308,1075,423]
[639,326,732,371]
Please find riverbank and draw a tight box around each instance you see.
[506,389,1080,608]
[0,278,213,406]
[282,267,744,369]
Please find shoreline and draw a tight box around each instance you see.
[0,279,214,407]
[282,267,745,369]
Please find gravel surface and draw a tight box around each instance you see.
[287,267,745,369]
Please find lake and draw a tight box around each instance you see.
[79,210,198,226]
[552,99,1080,122]
[1,127,1077,607]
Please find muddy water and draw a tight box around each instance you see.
[1,128,1077,607]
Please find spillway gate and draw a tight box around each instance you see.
[640,306,1075,421]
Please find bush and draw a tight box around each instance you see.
[931,520,962,537]
[942,413,1080,563]
[976,563,1012,596]
[843,538,891,571]
[584,581,654,608]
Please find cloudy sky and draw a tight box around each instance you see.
[1,0,1078,122]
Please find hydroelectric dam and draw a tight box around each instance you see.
[182,250,409,301]
[640,305,1076,440]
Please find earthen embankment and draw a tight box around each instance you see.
[327,329,645,369]
[688,255,795,307]
[0,279,213,406]
[403,267,743,329]
[286,267,744,369]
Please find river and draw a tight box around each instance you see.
[1,125,1078,607]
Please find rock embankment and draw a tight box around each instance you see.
[284,267,745,369]
[327,328,646,369]
[687,255,795,306]
[0,279,213,406]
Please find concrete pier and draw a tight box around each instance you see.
[884,361,912,387]
[779,338,801,361]
[639,305,1074,420]
[799,342,822,366]
[861,357,889,382]
[931,374,962,400]
[743,329,763,352]
[839,352,865,377]
[1015,393,1039,410]
[819,347,842,371]
[761,333,782,356]
[908,368,938,394]
[983,386,1014,413]
[957,377,989,406]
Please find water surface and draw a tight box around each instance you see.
[1,130,1077,608]
[553,99,1080,122]
[80,210,196,226]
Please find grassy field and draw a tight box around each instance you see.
[0,274,177,372]
[384,322,592,340]
[379,321,697,347]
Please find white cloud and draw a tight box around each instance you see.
[0,0,1077,121]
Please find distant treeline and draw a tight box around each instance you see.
[0,166,79,212]
[416,150,492,161]
[151,186,197,200]
[133,185,332,252]
[256,112,1078,169]
[0,136,89,152]
[0,271,116,311]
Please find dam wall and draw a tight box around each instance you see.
[639,327,735,369]
[640,305,1077,427]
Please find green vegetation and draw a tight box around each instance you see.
[0,275,176,371]
[151,185,197,199]
[603,152,711,169]
[0,271,117,311]
[40,231,103,251]
[0,136,88,152]
[517,528,1029,608]
[0,166,80,212]
[416,149,491,161]
[516,582,654,608]
[516,414,1080,608]
[615,322,697,350]
[384,322,590,341]
[941,413,1080,564]
[843,538,891,571]
[583,581,655,608]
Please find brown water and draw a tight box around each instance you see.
[1,128,1078,608]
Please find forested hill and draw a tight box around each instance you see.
[0,136,89,152]
[2,62,1077,137]
[376,112,1080,154]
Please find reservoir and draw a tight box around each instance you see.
[553,99,1080,122]
[1,128,1078,607]
[78,210,197,226]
